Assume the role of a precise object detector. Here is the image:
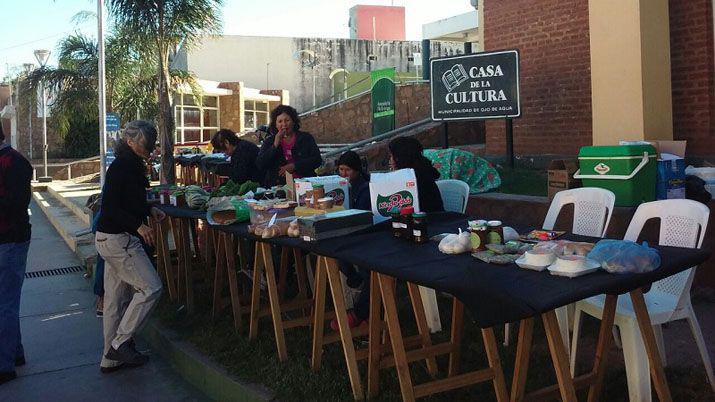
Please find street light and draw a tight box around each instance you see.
[22,63,35,160]
[34,49,51,183]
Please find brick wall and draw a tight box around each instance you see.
[669,0,715,160]
[483,0,592,158]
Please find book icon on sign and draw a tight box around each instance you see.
[442,64,468,92]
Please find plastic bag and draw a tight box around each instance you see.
[587,239,661,274]
[438,229,471,254]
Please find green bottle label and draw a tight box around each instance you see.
[487,231,502,244]
[470,233,481,250]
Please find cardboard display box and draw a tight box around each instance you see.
[294,175,351,209]
[547,159,581,199]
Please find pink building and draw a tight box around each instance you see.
[348,5,406,41]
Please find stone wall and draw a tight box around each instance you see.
[301,82,484,146]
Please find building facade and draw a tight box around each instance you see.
[172,35,463,113]
[481,0,715,162]
[348,5,406,41]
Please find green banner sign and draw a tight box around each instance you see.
[371,67,396,136]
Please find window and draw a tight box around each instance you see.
[174,93,220,143]
[243,100,270,130]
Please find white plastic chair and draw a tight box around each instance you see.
[570,199,713,401]
[437,179,471,213]
[504,187,616,346]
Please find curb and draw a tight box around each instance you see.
[140,320,275,402]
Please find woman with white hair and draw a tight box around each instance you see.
[94,120,165,373]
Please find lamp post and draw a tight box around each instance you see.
[34,49,51,183]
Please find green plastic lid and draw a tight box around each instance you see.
[578,144,656,158]
[412,212,427,218]
[312,184,324,189]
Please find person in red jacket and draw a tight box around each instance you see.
[0,123,33,385]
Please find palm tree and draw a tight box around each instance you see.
[24,32,159,156]
[106,0,223,184]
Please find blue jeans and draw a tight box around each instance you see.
[0,241,30,373]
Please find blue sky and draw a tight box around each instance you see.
[0,0,475,79]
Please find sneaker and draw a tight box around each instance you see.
[100,363,125,374]
[15,356,26,367]
[96,297,104,318]
[105,340,149,367]
[330,310,365,332]
[0,371,17,385]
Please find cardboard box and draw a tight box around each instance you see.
[619,140,687,200]
[294,175,350,209]
[547,159,581,198]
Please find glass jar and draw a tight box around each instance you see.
[400,206,415,241]
[412,212,428,244]
[487,220,504,245]
[390,208,403,238]
[469,225,488,251]
[312,184,325,202]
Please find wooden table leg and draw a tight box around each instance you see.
[378,273,415,402]
[630,288,673,402]
[223,233,242,331]
[587,294,617,402]
[180,219,194,314]
[543,310,578,402]
[310,256,328,372]
[277,247,290,300]
[367,270,384,398]
[248,242,263,340]
[157,219,177,301]
[448,298,465,377]
[406,282,438,378]
[260,242,288,361]
[510,318,534,402]
[325,258,364,400]
[211,232,227,319]
[482,327,510,402]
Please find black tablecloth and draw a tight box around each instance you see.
[175,154,205,167]
[201,157,230,175]
[156,207,711,328]
[156,204,208,220]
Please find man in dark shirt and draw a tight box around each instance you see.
[0,123,33,384]
[210,129,260,185]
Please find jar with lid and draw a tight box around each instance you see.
[486,220,504,245]
[312,184,325,202]
[469,225,488,251]
[400,206,415,241]
[412,212,428,244]
[390,208,403,238]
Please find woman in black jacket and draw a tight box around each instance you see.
[256,105,322,187]
[210,128,260,184]
[388,137,444,213]
[95,121,165,372]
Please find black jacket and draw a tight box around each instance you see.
[0,145,33,244]
[97,151,151,238]
[256,131,322,187]
[350,174,371,211]
[414,163,445,213]
[229,139,260,184]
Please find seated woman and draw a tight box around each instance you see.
[210,129,260,184]
[331,139,444,330]
[256,105,322,187]
[337,151,370,210]
[388,136,444,213]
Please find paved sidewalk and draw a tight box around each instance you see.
[2,201,207,401]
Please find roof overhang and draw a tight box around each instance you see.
[422,11,479,43]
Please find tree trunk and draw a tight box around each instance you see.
[157,47,175,184]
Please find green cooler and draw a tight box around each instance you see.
[574,145,657,207]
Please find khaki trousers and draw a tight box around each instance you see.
[95,232,162,368]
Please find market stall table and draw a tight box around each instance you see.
[200,156,230,187]
[175,154,205,186]
[304,212,710,401]
[154,204,216,313]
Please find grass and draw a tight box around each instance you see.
[154,273,715,402]
[495,167,548,197]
